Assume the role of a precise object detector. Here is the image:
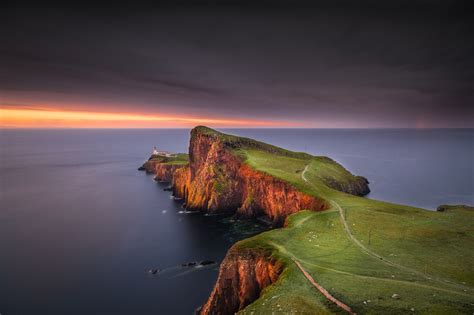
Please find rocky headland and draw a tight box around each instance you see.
[141,126,369,225]
[139,126,371,315]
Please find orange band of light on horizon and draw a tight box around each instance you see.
[0,108,296,128]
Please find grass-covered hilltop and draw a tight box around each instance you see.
[142,126,474,314]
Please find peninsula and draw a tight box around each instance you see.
[140,126,474,314]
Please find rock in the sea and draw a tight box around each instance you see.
[148,268,160,275]
[182,262,198,267]
[199,260,216,266]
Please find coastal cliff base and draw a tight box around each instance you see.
[200,247,282,315]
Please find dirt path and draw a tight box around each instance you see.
[301,163,471,293]
[270,241,472,298]
[293,258,355,314]
[301,164,402,268]
[301,164,310,182]
[332,200,409,270]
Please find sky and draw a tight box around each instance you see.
[1,1,473,128]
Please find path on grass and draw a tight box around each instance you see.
[270,242,472,298]
[301,164,310,182]
[292,258,355,314]
[301,163,471,293]
[268,239,355,313]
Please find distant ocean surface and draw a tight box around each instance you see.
[1,128,472,314]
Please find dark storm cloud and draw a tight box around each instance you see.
[1,1,473,127]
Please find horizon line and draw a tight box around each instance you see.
[1,126,472,130]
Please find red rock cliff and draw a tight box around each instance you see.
[141,159,160,174]
[200,247,283,315]
[143,127,368,225]
[154,164,182,182]
[236,164,325,225]
[140,159,183,182]
[172,128,328,225]
[172,166,190,199]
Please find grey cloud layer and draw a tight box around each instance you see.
[1,3,473,126]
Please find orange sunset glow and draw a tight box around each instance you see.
[0,107,296,128]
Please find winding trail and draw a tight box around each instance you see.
[331,200,471,292]
[268,240,355,313]
[270,242,472,298]
[260,163,471,315]
[300,164,471,293]
[293,258,355,314]
[331,200,408,270]
[301,164,310,182]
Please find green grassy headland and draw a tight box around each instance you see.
[198,126,474,314]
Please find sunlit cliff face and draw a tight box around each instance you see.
[0,108,296,128]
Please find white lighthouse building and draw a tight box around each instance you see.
[152,146,175,157]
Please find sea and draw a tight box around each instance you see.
[0,128,472,314]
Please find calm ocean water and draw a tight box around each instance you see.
[0,128,472,314]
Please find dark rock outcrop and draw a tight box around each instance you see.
[324,175,370,196]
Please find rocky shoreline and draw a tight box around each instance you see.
[140,127,370,225]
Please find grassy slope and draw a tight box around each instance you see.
[148,153,189,165]
[199,127,474,314]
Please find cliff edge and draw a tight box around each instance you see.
[200,246,283,315]
[170,126,369,225]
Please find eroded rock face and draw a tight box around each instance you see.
[172,166,190,200]
[141,159,160,174]
[237,164,327,226]
[172,129,327,224]
[200,247,282,315]
[140,160,183,182]
[185,131,243,212]
[154,164,182,182]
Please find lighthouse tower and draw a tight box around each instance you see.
[152,146,159,155]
